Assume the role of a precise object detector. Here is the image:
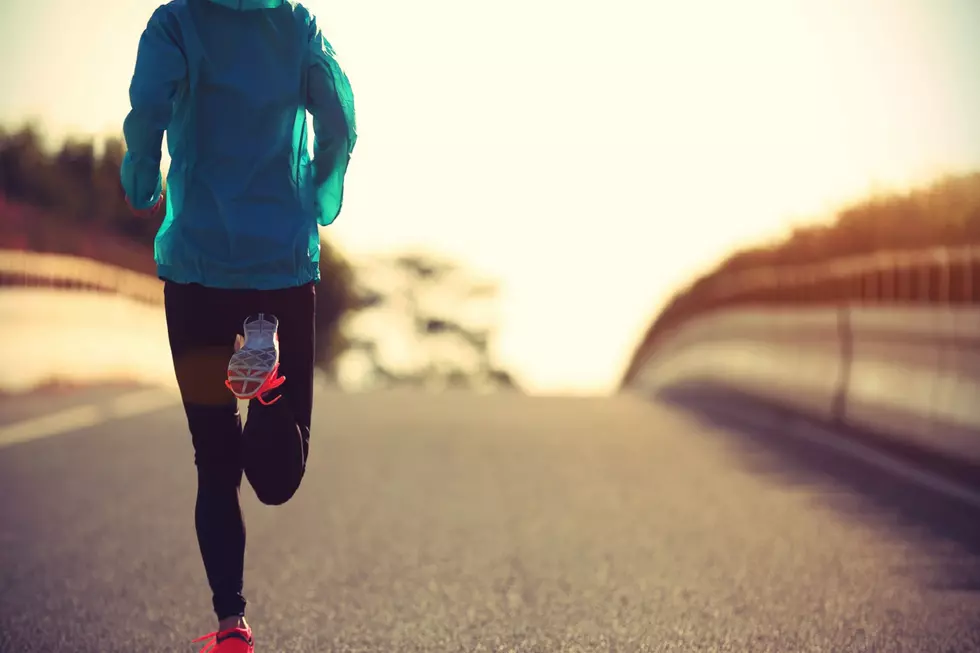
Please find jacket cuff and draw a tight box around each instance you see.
[126,191,164,218]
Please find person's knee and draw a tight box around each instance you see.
[243,436,308,506]
[252,484,298,507]
[242,414,309,506]
[248,467,305,506]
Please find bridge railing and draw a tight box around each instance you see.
[623,245,980,386]
[0,249,163,305]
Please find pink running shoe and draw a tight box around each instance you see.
[192,625,254,653]
[225,314,286,406]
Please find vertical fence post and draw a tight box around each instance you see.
[919,258,929,302]
[938,251,950,304]
[832,303,853,424]
[882,260,892,301]
[966,255,974,303]
[896,259,907,301]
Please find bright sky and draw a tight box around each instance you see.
[1,0,979,394]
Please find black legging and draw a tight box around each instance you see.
[164,280,315,620]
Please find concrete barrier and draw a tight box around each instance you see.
[0,288,176,394]
[629,305,980,467]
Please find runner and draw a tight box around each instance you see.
[120,1,357,650]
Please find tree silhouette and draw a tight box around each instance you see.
[338,252,518,391]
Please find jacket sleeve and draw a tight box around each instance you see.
[306,16,357,226]
[120,7,187,211]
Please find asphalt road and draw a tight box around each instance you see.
[1,386,979,652]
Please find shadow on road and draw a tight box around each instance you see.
[655,382,980,593]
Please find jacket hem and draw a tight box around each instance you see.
[156,263,320,291]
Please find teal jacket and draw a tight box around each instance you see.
[121,0,356,290]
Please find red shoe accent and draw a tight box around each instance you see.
[192,625,254,653]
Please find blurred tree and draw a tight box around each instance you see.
[338,252,519,392]
[0,124,54,208]
[314,235,360,378]
[54,138,96,222]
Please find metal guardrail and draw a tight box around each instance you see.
[695,245,980,303]
[2,246,978,388]
[624,245,980,386]
[0,249,163,305]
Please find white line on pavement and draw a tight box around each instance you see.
[700,398,980,511]
[0,387,180,449]
[791,416,980,511]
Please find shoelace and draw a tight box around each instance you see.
[255,372,286,406]
[192,631,219,653]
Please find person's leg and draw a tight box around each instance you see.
[164,281,249,624]
[240,282,316,506]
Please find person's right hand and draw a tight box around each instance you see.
[126,191,165,219]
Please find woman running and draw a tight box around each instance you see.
[120,1,357,650]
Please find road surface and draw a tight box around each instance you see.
[1,385,979,652]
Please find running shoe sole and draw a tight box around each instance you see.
[225,313,282,401]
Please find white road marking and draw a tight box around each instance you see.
[0,387,180,449]
[791,416,980,511]
[697,397,980,511]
